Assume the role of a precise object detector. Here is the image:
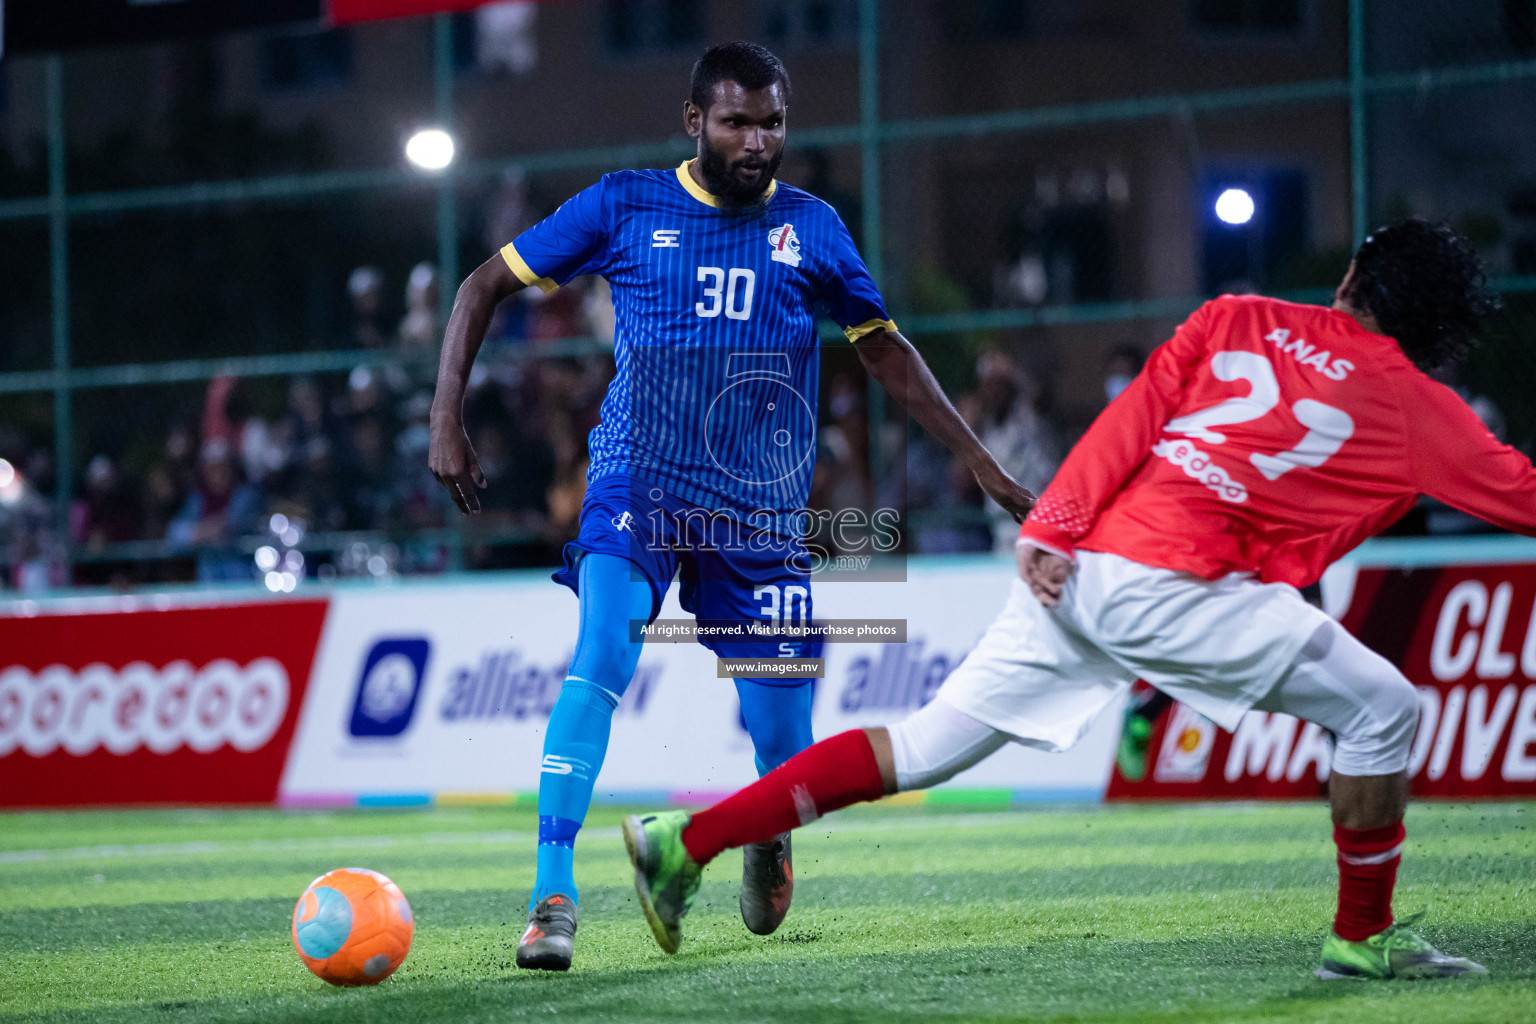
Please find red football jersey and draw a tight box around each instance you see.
[1020,295,1536,586]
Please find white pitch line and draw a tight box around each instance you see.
[0,812,1057,867]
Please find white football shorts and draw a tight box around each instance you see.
[937,549,1333,749]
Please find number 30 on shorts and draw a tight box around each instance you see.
[1164,350,1355,480]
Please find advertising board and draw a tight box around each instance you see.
[1109,557,1536,800]
[0,599,327,806]
[278,558,1120,805]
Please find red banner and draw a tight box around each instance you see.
[1108,563,1536,801]
[330,0,508,25]
[0,600,328,807]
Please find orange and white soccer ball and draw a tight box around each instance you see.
[291,868,414,986]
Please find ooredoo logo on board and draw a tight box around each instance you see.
[0,599,328,807]
[0,659,290,757]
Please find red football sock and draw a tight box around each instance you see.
[681,729,886,867]
[1332,821,1405,941]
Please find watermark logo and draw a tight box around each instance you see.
[704,353,816,486]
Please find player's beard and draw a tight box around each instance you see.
[698,132,782,213]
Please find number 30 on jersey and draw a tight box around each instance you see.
[696,267,755,320]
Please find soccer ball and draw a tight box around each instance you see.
[291,868,414,986]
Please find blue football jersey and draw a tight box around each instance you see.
[502,160,894,524]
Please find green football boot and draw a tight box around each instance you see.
[1317,914,1488,980]
[1116,708,1155,782]
[622,811,702,954]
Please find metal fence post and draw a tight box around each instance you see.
[859,0,886,508]
[46,56,73,579]
[1349,0,1368,247]
[434,12,460,322]
[434,13,466,571]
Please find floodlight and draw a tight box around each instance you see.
[1215,188,1255,225]
[406,128,456,171]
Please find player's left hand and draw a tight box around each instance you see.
[428,414,488,515]
[974,463,1036,522]
[1018,543,1072,607]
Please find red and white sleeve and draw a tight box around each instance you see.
[1018,301,1213,559]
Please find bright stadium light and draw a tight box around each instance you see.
[1215,188,1255,225]
[254,545,279,572]
[406,128,456,171]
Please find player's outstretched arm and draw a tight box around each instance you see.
[429,255,526,515]
[855,328,1036,521]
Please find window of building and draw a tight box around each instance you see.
[763,0,857,49]
[453,2,539,77]
[1192,0,1303,33]
[1507,0,1536,52]
[605,0,705,55]
[259,28,354,93]
[939,0,1031,44]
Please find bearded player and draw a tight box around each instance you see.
[429,41,1033,970]
[624,219,1529,980]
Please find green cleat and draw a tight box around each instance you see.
[1317,914,1488,980]
[622,811,702,954]
[1116,708,1155,782]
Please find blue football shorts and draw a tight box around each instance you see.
[552,474,823,677]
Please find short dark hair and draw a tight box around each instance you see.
[690,41,790,111]
[1346,218,1501,370]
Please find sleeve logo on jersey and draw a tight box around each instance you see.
[768,223,801,266]
[652,229,681,248]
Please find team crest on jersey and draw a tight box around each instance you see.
[769,223,801,266]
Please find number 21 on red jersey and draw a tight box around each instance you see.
[1158,329,1356,501]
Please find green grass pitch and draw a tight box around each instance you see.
[1,801,1532,1023]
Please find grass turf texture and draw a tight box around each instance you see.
[0,803,1531,1023]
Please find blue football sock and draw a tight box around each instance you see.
[735,677,816,777]
[531,553,652,909]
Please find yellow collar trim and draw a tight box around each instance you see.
[675,159,777,208]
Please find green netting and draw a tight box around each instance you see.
[1,0,1534,590]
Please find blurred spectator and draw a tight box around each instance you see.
[161,421,199,496]
[341,413,395,531]
[527,283,587,342]
[398,262,442,350]
[139,461,186,542]
[277,435,349,534]
[482,170,536,345]
[2,448,67,592]
[1102,343,1144,405]
[815,373,873,519]
[349,266,388,349]
[903,394,992,554]
[202,374,281,487]
[70,455,142,549]
[974,349,1061,551]
[69,455,143,589]
[167,440,261,581]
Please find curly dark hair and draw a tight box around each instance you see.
[690,41,791,111]
[1344,218,1501,370]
